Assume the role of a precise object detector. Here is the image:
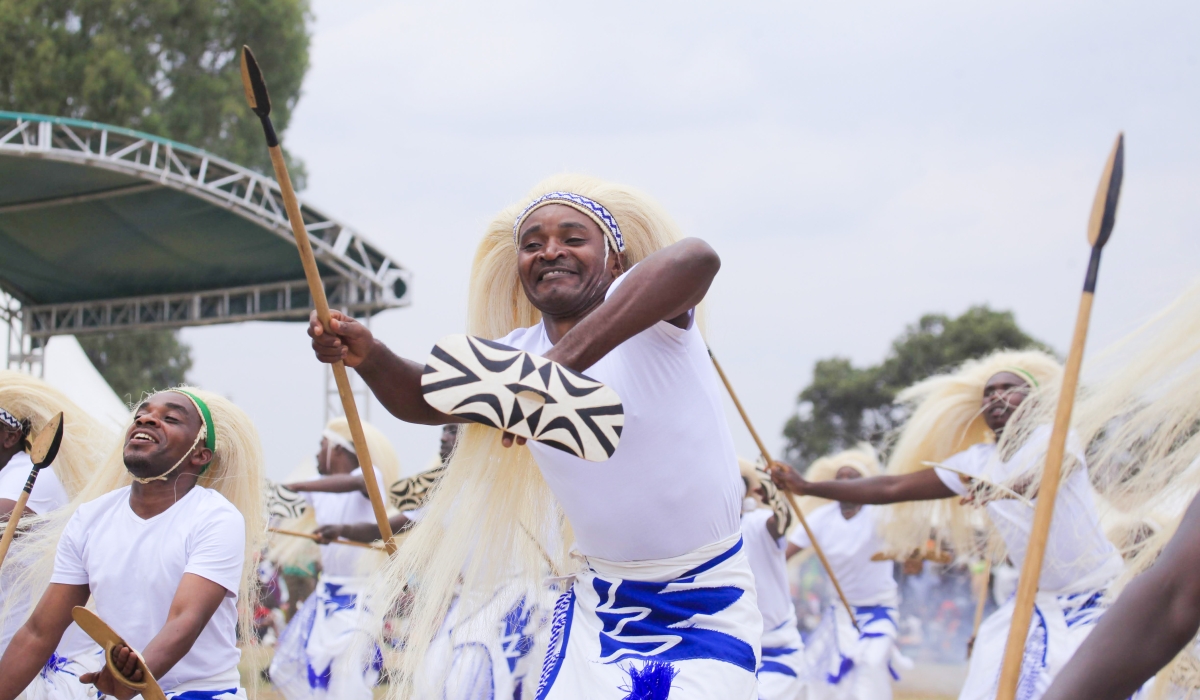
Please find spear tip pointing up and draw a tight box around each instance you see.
[1087,132,1124,249]
[240,45,271,117]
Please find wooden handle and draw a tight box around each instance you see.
[968,559,992,658]
[265,146,396,555]
[0,487,32,568]
[995,291,1094,698]
[269,526,385,551]
[709,351,860,631]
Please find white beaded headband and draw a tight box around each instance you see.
[511,191,626,255]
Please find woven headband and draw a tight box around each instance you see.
[0,408,19,431]
[1001,367,1039,388]
[512,191,625,254]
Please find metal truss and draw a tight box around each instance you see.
[0,111,411,329]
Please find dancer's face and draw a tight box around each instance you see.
[835,467,863,518]
[439,424,458,463]
[316,436,358,476]
[124,392,210,479]
[982,372,1031,437]
[516,204,623,320]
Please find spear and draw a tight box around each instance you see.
[995,133,1124,700]
[269,526,385,551]
[709,350,860,631]
[239,46,396,555]
[0,412,63,569]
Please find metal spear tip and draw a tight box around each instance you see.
[30,412,63,470]
[240,45,272,118]
[1087,132,1124,250]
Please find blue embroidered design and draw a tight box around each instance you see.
[40,652,76,680]
[512,191,626,252]
[319,582,358,614]
[535,587,576,700]
[827,655,855,684]
[501,596,535,672]
[167,690,241,699]
[591,574,755,672]
[758,646,800,678]
[1062,590,1105,628]
[619,660,678,700]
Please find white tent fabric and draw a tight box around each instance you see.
[40,336,130,430]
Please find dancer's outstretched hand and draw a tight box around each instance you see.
[80,643,143,700]
[308,310,375,367]
[769,461,808,495]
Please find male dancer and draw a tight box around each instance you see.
[772,351,1122,700]
[738,460,804,700]
[268,417,396,700]
[0,388,264,700]
[785,448,902,700]
[308,175,757,698]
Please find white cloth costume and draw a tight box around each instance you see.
[497,270,758,699]
[741,508,805,700]
[933,426,1123,700]
[270,468,384,700]
[790,504,901,700]
[48,485,247,697]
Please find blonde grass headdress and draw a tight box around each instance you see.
[880,349,1061,560]
[367,174,685,695]
[798,444,881,516]
[0,370,117,499]
[2,386,267,643]
[323,415,401,493]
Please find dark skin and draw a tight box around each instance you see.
[308,203,720,450]
[783,467,865,559]
[1042,492,1200,700]
[771,373,1032,507]
[0,422,32,519]
[0,393,228,700]
[309,424,458,544]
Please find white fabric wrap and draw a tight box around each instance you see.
[534,532,761,700]
[757,621,806,700]
[804,594,906,700]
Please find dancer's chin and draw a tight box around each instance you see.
[123,451,168,480]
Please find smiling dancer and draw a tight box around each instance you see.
[738,459,804,700]
[785,446,902,700]
[268,416,398,700]
[307,175,757,699]
[773,350,1123,700]
[0,388,265,700]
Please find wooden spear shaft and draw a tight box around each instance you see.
[240,46,396,555]
[710,351,860,631]
[269,526,385,551]
[995,133,1124,699]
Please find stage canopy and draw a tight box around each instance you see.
[0,111,409,361]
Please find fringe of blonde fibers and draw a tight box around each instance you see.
[0,370,118,499]
[880,349,1062,561]
[2,386,267,645]
[370,174,682,697]
[798,443,881,515]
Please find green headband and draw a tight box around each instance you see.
[173,390,216,466]
[1002,367,1039,388]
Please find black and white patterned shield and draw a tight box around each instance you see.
[421,335,624,462]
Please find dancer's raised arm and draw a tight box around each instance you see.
[771,464,955,505]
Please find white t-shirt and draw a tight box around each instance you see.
[0,452,73,658]
[304,467,385,578]
[495,269,742,562]
[50,485,245,690]
[740,508,795,632]
[789,503,897,606]
[0,451,69,515]
[934,426,1122,593]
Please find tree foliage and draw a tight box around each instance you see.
[0,0,312,182]
[78,330,193,404]
[782,306,1053,467]
[0,1,312,395]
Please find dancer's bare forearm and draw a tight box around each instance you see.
[1043,495,1200,700]
[773,466,954,505]
[355,340,463,425]
[0,584,86,700]
[286,474,366,494]
[548,238,719,371]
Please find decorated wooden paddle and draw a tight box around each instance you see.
[0,412,63,569]
[240,46,396,555]
[709,350,861,631]
[995,133,1124,700]
[72,606,167,700]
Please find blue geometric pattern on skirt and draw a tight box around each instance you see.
[502,596,536,673]
[759,646,800,677]
[166,690,241,699]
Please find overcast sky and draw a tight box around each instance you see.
[184,0,1200,480]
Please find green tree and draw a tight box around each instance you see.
[78,330,193,404]
[0,0,312,393]
[782,306,1053,467]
